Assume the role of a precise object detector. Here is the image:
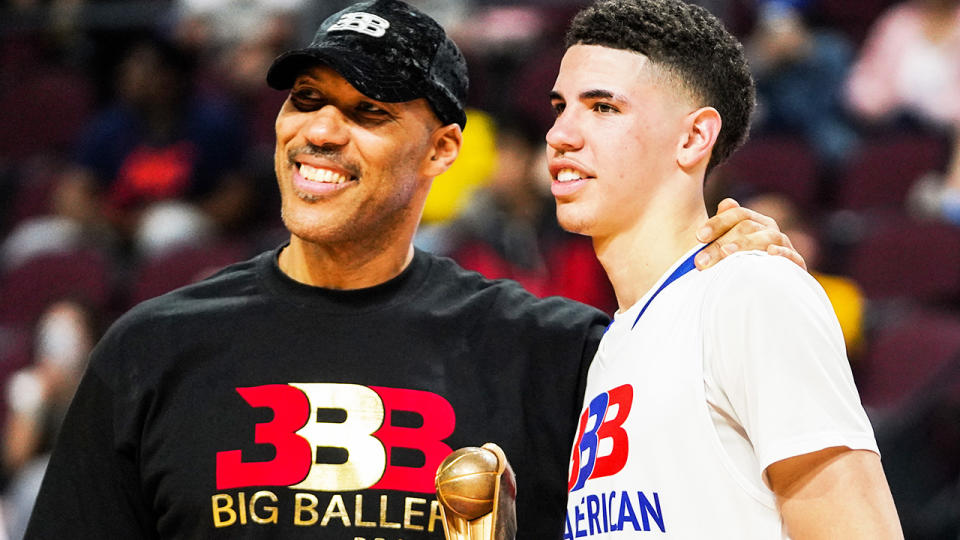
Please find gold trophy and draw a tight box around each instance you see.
[435,442,517,540]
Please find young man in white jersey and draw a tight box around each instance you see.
[548,0,904,538]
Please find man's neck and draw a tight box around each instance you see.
[278,235,415,290]
[594,189,707,313]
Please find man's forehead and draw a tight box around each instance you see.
[554,45,651,92]
[562,44,651,67]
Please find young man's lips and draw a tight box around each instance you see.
[551,176,591,198]
[550,162,594,180]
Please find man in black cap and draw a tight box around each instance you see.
[25,1,801,538]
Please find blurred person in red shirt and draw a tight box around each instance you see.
[445,113,615,312]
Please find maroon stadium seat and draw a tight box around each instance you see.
[857,308,960,411]
[814,0,895,45]
[715,134,821,210]
[0,66,94,161]
[125,241,251,308]
[843,215,960,303]
[836,132,950,211]
[0,249,113,328]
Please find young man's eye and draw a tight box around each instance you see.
[551,102,566,116]
[594,102,618,113]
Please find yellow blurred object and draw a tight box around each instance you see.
[813,271,865,359]
[422,109,498,224]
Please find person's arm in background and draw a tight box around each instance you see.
[945,130,960,190]
[844,5,910,121]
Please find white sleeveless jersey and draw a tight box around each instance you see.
[565,246,879,539]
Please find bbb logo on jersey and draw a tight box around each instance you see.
[569,384,633,492]
[216,383,455,493]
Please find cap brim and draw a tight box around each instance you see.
[266,47,421,104]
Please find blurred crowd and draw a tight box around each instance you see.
[0,0,959,538]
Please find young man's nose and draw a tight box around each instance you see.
[546,112,584,153]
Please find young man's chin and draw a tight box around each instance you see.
[555,206,596,237]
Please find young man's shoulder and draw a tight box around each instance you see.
[705,249,819,297]
[696,249,835,330]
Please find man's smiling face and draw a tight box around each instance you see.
[274,64,440,248]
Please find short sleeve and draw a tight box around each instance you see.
[703,252,879,474]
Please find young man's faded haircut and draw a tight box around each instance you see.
[566,0,755,174]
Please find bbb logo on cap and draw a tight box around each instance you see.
[329,12,391,38]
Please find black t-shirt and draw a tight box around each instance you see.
[26,246,609,539]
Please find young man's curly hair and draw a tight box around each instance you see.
[566,0,755,174]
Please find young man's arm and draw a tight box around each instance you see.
[767,447,903,539]
[706,254,902,540]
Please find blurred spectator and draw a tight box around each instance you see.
[910,128,960,225]
[845,0,960,128]
[55,35,257,258]
[174,0,308,54]
[743,192,866,357]
[172,0,308,126]
[440,113,615,313]
[746,0,859,167]
[1,300,99,539]
[0,160,115,271]
[846,0,960,226]
[407,0,471,30]
[942,137,960,222]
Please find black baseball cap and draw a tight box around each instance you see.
[267,0,468,129]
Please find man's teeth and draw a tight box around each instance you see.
[557,168,585,182]
[300,164,350,184]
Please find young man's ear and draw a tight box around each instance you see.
[424,124,463,177]
[677,107,721,172]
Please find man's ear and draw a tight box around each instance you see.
[423,123,463,177]
[677,107,721,172]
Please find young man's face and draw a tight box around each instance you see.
[546,44,694,239]
[274,64,440,248]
